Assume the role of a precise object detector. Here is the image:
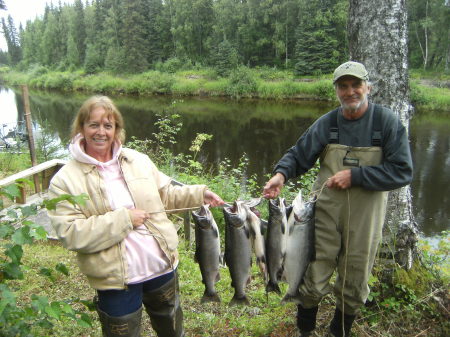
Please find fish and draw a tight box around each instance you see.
[265,197,291,294]
[192,204,221,303]
[223,200,252,305]
[281,191,315,304]
[245,198,267,282]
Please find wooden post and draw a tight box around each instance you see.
[21,85,40,194]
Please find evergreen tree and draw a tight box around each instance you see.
[73,0,87,64]
[120,0,149,73]
[144,0,166,65]
[211,39,239,76]
[0,0,6,10]
[84,42,103,73]
[1,16,22,65]
[294,0,344,76]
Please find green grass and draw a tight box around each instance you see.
[0,152,31,179]
[2,67,449,111]
[6,229,448,337]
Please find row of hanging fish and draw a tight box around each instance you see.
[191,190,316,305]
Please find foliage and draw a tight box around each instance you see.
[126,103,183,167]
[0,153,30,179]
[0,183,92,336]
[211,39,239,77]
[226,66,258,98]
[294,0,345,76]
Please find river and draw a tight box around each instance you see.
[1,86,449,239]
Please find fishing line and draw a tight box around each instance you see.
[340,189,351,336]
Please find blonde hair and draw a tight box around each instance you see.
[71,96,125,143]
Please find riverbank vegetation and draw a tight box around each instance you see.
[1,0,449,112]
[1,66,450,113]
[1,113,448,336]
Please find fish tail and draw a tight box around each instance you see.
[201,291,221,303]
[229,294,250,306]
[265,280,281,295]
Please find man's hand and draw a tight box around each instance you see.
[327,169,352,190]
[263,172,285,199]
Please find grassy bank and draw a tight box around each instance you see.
[3,229,448,337]
[2,66,449,112]
[1,99,448,336]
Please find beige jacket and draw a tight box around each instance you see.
[48,148,206,290]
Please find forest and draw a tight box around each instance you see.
[1,0,449,75]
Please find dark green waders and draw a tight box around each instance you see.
[297,144,388,336]
[142,273,184,337]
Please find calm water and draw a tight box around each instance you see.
[1,86,449,238]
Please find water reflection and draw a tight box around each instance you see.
[1,86,448,237]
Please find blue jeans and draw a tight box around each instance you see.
[97,271,175,317]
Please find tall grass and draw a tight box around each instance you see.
[1,67,449,111]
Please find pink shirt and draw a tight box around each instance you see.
[70,134,170,284]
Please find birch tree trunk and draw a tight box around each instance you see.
[348,0,418,270]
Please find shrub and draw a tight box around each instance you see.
[226,66,258,98]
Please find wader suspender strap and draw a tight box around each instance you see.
[328,105,383,146]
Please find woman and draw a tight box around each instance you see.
[48,96,224,337]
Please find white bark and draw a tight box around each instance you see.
[348,0,418,270]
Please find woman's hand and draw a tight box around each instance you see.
[128,209,149,228]
[204,189,225,207]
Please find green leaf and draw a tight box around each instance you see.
[33,226,48,240]
[0,223,14,239]
[0,284,16,316]
[7,208,18,219]
[3,262,24,279]
[55,263,69,276]
[77,312,92,327]
[60,302,75,315]
[20,204,38,217]
[12,226,33,245]
[43,193,90,210]
[2,184,21,199]
[32,295,49,311]
[39,267,55,282]
[45,305,60,319]
[5,244,23,263]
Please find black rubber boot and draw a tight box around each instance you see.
[329,308,355,337]
[96,306,142,337]
[142,275,184,337]
[297,305,319,336]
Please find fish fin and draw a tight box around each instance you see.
[244,225,251,239]
[260,219,268,235]
[201,292,221,303]
[266,281,282,295]
[229,295,250,306]
[212,226,219,239]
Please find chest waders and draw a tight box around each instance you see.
[298,117,388,317]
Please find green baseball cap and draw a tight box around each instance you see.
[333,61,369,83]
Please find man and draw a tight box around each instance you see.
[263,61,413,337]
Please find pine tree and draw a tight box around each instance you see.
[1,16,22,65]
[212,39,239,76]
[294,0,344,76]
[120,0,149,73]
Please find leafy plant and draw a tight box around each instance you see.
[0,182,92,336]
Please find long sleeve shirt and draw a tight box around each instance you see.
[274,103,413,191]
